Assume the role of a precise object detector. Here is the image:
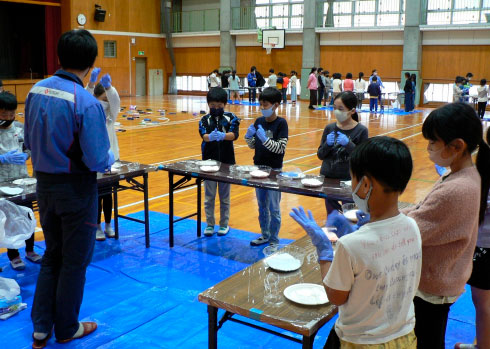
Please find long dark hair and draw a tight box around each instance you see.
[422,102,490,224]
[334,91,359,122]
[358,72,364,82]
[232,70,236,79]
[310,67,317,74]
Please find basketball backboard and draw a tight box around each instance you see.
[261,29,285,49]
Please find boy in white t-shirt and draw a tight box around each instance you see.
[291,136,422,348]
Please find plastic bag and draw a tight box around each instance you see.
[391,100,400,109]
[0,277,20,301]
[0,200,36,249]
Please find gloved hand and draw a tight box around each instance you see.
[245,124,256,138]
[100,74,112,89]
[435,164,447,176]
[290,206,333,262]
[208,129,219,142]
[326,210,355,238]
[0,150,28,165]
[326,131,335,146]
[336,131,350,147]
[355,210,370,227]
[90,67,101,83]
[256,125,268,143]
[104,149,115,172]
[215,131,226,142]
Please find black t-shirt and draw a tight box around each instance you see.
[253,116,288,169]
[317,122,369,179]
[199,112,240,164]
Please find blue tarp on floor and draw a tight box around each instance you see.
[0,211,476,348]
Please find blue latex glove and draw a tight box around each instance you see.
[104,149,115,171]
[355,210,370,227]
[208,129,219,142]
[435,164,447,176]
[326,210,355,238]
[245,124,256,138]
[336,131,350,147]
[256,125,268,143]
[326,131,335,146]
[0,150,27,165]
[290,206,333,262]
[100,74,112,89]
[215,131,226,142]
[90,67,101,83]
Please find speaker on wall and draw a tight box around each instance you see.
[94,4,106,22]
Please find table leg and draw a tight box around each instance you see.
[113,186,119,240]
[143,172,150,248]
[302,334,316,349]
[197,179,202,238]
[208,305,218,349]
[169,172,174,248]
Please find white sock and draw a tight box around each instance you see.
[33,332,48,340]
[73,322,84,338]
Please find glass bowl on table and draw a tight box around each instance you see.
[229,165,258,178]
[341,203,359,223]
[126,162,141,172]
[263,244,306,272]
[198,160,221,173]
[250,165,271,179]
[300,174,325,188]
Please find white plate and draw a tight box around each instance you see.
[0,187,23,196]
[265,253,302,272]
[200,165,220,172]
[283,283,329,306]
[199,160,218,166]
[344,209,359,222]
[12,178,37,186]
[250,170,269,178]
[301,178,323,187]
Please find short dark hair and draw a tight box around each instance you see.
[57,29,98,70]
[350,136,413,193]
[405,72,411,78]
[466,72,473,78]
[0,91,17,111]
[259,87,282,104]
[481,78,486,86]
[94,83,105,98]
[269,68,275,73]
[346,72,352,79]
[251,66,256,72]
[206,87,228,104]
[372,76,378,82]
[455,76,464,83]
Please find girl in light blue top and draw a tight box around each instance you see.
[228,70,241,104]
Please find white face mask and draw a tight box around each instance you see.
[334,109,350,123]
[100,101,109,112]
[352,177,372,213]
[261,106,275,118]
[428,145,456,167]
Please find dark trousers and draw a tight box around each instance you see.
[478,101,487,118]
[318,86,325,105]
[414,296,452,349]
[405,92,414,112]
[7,234,35,260]
[31,172,98,340]
[324,327,340,349]
[98,193,113,224]
[370,97,378,111]
[281,88,287,104]
[309,89,317,107]
[249,87,256,102]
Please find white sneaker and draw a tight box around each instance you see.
[217,226,230,236]
[105,225,115,238]
[96,227,105,241]
[204,226,215,237]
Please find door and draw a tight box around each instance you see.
[135,57,147,96]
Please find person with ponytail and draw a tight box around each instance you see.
[307,67,318,109]
[317,91,368,215]
[228,70,241,104]
[400,102,490,349]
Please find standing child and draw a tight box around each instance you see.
[307,67,318,110]
[332,73,343,102]
[354,72,366,109]
[453,76,464,102]
[343,72,354,92]
[276,72,284,91]
[0,92,41,270]
[477,78,488,119]
[228,70,241,105]
[401,103,490,349]
[267,69,277,89]
[209,69,220,88]
[247,66,257,103]
[244,87,288,246]
[290,71,298,105]
[292,136,421,349]
[404,72,414,112]
[317,91,368,215]
[199,87,240,237]
[317,67,325,106]
[368,76,381,112]
[281,73,289,104]
[323,71,331,106]
[86,70,121,241]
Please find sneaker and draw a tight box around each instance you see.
[96,227,106,241]
[204,226,215,237]
[217,226,230,236]
[105,225,115,238]
[10,256,25,271]
[250,236,269,246]
[26,252,42,264]
[454,344,476,349]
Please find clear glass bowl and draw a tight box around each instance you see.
[300,174,325,187]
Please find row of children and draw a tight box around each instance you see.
[209,69,243,104]
[0,68,121,271]
[453,73,489,119]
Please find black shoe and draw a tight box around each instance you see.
[308,106,315,110]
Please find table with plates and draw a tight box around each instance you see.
[0,161,155,247]
[198,235,337,349]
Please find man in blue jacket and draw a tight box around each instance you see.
[247,66,258,103]
[25,29,114,348]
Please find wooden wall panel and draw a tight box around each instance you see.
[320,46,403,80]
[422,45,490,82]
[236,46,303,77]
[174,47,220,75]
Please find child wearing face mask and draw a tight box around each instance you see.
[245,87,288,246]
[199,87,240,237]
[317,91,368,215]
[291,136,421,349]
[0,92,41,270]
[400,102,490,349]
[86,69,120,241]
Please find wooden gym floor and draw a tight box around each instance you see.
[12,95,487,243]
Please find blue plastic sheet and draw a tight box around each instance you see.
[0,211,476,348]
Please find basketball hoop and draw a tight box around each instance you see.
[266,43,275,55]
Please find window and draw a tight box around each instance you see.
[427,0,490,25]
[104,41,116,58]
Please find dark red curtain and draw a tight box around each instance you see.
[45,6,61,75]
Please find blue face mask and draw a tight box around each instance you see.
[210,107,224,118]
[261,106,274,118]
[352,177,372,213]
